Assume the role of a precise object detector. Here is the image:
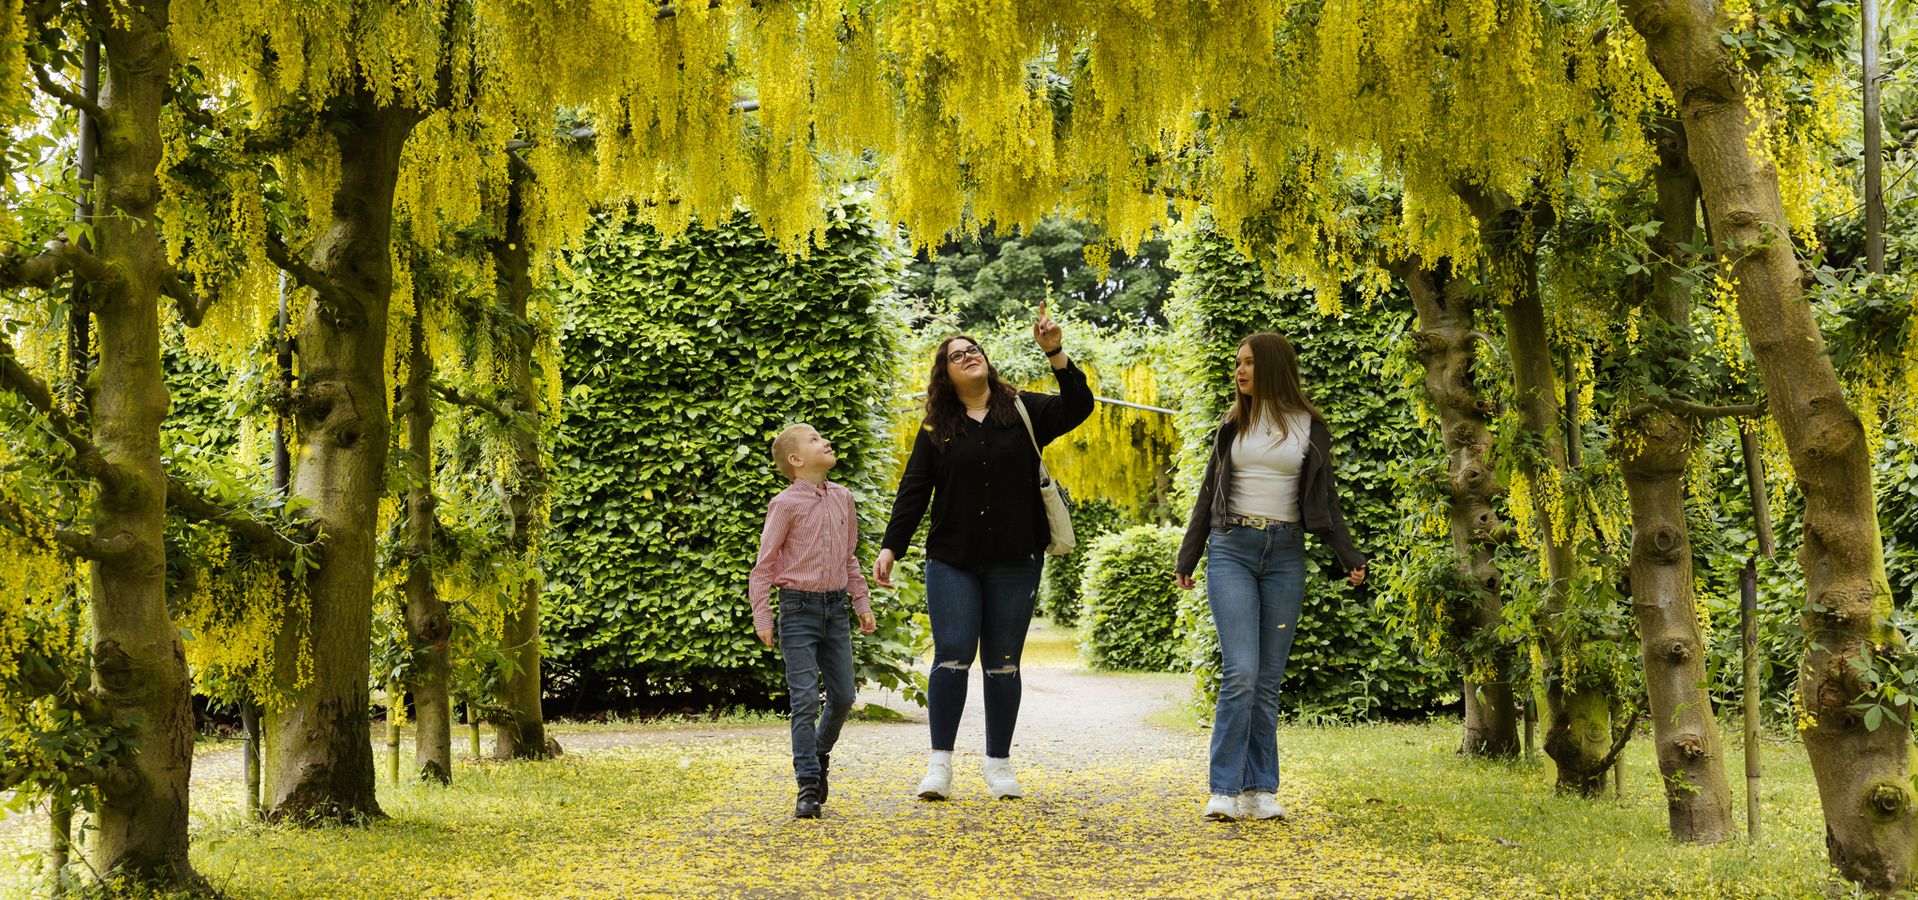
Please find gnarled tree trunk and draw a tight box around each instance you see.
[1618,117,1734,843]
[1623,1,1906,886]
[402,302,452,784]
[1458,185,1613,795]
[85,2,198,883]
[489,161,553,761]
[1389,254,1521,758]
[267,96,420,822]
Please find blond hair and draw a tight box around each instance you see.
[770,423,814,480]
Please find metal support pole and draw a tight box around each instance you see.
[1738,422,1772,842]
[1864,0,1886,275]
[241,701,263,819]
[65,39,99,420]
[387,682,403,785]
[1742,560,1762,843]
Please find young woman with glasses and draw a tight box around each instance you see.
[874,306,1094,801]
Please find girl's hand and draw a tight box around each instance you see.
[1348,566,1367,587]
[1033,300,1062,352]
[873,549,896,589]
[858,613,877,634]
[1175,572,1195,591]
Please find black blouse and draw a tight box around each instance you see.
[881,362,1095,567]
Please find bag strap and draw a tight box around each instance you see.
[1012,398,1053,484]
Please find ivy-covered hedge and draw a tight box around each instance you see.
[1079,525,1186,671]
[544,208,920,708]
[1168,223,1453,720]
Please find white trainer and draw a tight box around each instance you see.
[1243,791,1287,820]
[1203,793,1240,821]
[982,757,1024,800]
[916,759,953,801]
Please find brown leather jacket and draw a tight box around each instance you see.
[1175,416,1367,577]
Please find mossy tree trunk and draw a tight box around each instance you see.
[1388,254,1521,758]
[266,96,421,822]
[1623,1,1906,885]
[1617,117,1735,844]
[402,301,452,784]
[1458,184,1613,795]
[81,0,199,883]
[489,160,553,761]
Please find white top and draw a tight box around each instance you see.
[1227,410,1311,522]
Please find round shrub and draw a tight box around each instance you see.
[1079,525,1186,671]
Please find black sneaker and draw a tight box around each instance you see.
[795,779,822,819]
[817,753,831,805]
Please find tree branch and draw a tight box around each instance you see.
[433,381,518,425]
[264,228,351,314]
[0,761,136,795]
[1592,705,1645,776]
[30,61,107,124]
[159,265,216,327]
[164,475,310,560]
[0,237,112,292]
[1628,396,1768,422]
[0,337,120,488]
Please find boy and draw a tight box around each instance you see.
[749,423,878,819]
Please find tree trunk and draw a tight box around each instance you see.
[403,304,452,784]
[1458,185,1613,795]
[1617,117,1735,844]
[1622,1,1906,886]
[85,3,200,885]
[1389,254,1521,758]
[489,161,553,761]
[267,96,419,822]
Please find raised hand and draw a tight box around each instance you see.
[1032,299,1062,352]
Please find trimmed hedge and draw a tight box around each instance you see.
[1080,525,1186,671]
[1037,498,1125,626]
[544,207,920,708]
[1168,222,1453,720]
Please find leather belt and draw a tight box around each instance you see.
[1223,514,1299,530]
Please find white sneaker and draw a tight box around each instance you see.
[982,757,1023,800]
[916,759,953,801]
[1242,791,1287,820]
[1203,793,1240,821]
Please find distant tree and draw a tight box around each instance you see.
[904,217,1173,330]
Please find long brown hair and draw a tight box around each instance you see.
[1223,331,1323,442]
[924,334,1019,447]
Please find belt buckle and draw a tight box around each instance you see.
[1239,515,1270,530]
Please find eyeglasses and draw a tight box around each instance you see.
[946,346,985,364]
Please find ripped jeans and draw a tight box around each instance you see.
[924,555,1044,758]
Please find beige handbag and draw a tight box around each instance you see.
[1013,398,1076,556]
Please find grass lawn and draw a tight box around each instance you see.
[0,620,1863,898]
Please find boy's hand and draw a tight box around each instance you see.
[755,626,775,647]
[858,613,877,634]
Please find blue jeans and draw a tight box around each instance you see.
[778,589,856,782]
[1206,522,1307,794]
[925,555,1044,758]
